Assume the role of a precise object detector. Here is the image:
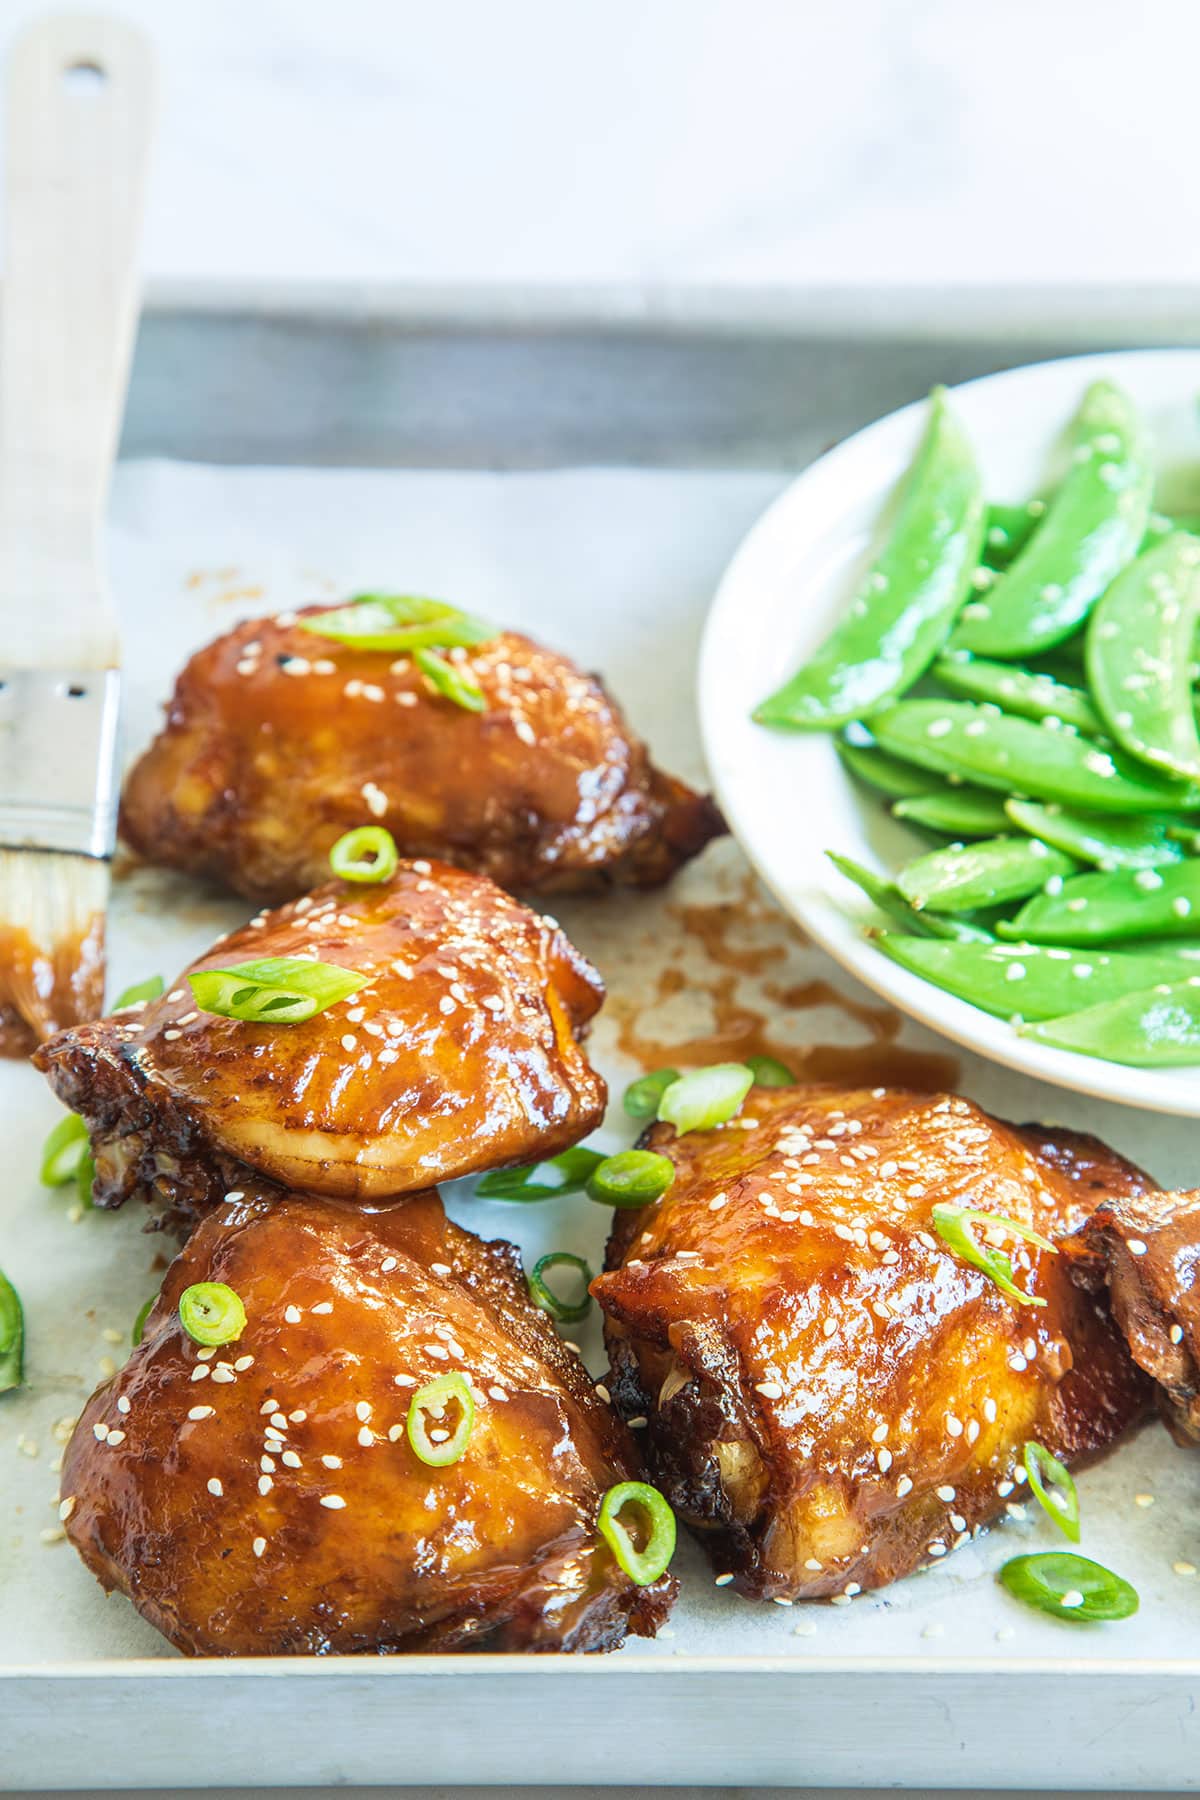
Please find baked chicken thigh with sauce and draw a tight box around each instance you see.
[34,860,605,1231]
[120,606,723,904]
[61,1187,673,1655]
[593,1083,1152,1603]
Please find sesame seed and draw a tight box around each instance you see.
[234,1356,254,1372]
[1135,1493,1155,1508]
[312,1302,333,1315]
[1174,1561,1197,1577]
[381,1257,398,1273]
[1059,1589,1085,1609]
[755,1380,783,1399]
[282,1450,302,1468]
[260,1455,276,1473]
[187,1405,215,1421]
[945,1414,963,1437]
[595,1384,612,1403]
[253,1537,266,1558]
[211,1367,236,1385]
[319,1494,346,1510]
[207,1478,224,1497]
[1170,1324,1184,1345]
[355,1401,372,1422]
[284,1305,302,1324]
[258,1475,273,1496]
[714,1573,734,1587]
[1127,1238,1148,1256]
[357,1426,373,1447]
[896,1475,914,1498]
[877,1448,893,1473]
[271,1413,288,1431]
[117,1395,131,1415]
[936,1485,955,1502]
[321,1453,343,1469]
[92,1423,109,1442]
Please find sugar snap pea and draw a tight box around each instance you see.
[755,389,985,729]
[982,501,1046,570]
[1001,861,1200,945]
[896,835,1077,913]
[826,852,993,942]
[949,380,1153,658]
[1005,799,1186,871]
[1087,532,1200,781]
[1021,979,1200,1065]
[869,699,1200,814]
[874,933,1200,1021]
[837,734,943,801]
[933,654,1101,735]
[893,788,1011,837]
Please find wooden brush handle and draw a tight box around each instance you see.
[0,14,156,668]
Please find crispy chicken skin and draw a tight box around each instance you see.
[119,609,724,904]
[60,1187,673,1655]
[593,1085,1152,1603]
[34,861,605,1229]
[1067,1190,1200,1446]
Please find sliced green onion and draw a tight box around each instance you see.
[40,1113,88,1187]
[0,1270,24,1394]
[178,1281,246,1347]
[745,1054,795,1088]
[298,593,493,654]
[598,1481,677,1586]
[475,1147,605,1202]
[131,1294,156,1348]
[188,956,368,1024]
[623,1067,680,1121]
[112,975,164,1011]
[1023,1441,1081,1543]
[528,1252,593,1323]
[76,1148,96,1211]
[998,1552,1138,1623]
[930,1203,1057,1308]
[658,1063,754,1135]
[329,825,399,884]
[587,1150,675,1208]
[406,1371,475,1467]
[413,647,485,713]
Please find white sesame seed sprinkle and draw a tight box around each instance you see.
[207,1478,224,1497]
[320,1494,346,1510]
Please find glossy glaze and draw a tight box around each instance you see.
[34,861,605,1225]
[594,1084,1152,1602]
[61,1188,673,1654]
[0,914,104,1058]
[120,609,724,903]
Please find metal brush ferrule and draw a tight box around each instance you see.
[0,667,121,858]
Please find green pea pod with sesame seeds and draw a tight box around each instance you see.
[981,501,1048,571]
[892,788,1012,837]
[999,861,1200,946]
[869,699,1200,815]
[1021,979,1200,1066]
[825,852,995,942]
[948,380,1153,659]
[896,836,1078,914]
[1087,532,1200,781]
[836,733,945,801]
[754,389,986,729]
[874,933,1200,1021]
[932,653,1101,735]
[1005,799,1187,871]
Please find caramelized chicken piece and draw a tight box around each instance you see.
[61,1187,673,1654]
[120,608,723,904]
[1068,1190,1200,1446]
[593,1085,1151,1603]
[34,861,605,1230]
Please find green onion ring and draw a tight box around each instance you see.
[1023,1441,1081,1543]
[528,1252,593,1324]
[76,1148,96,1211]
[131,1295,156,1348]
[406,1371,475,1467]
[188,956,368,1025]
[657,1063,755,1135]
[297,593,493,654]
[998,1551,1138,1622]
[39,1114,89,1187]
[111,975,164,1011]
[329,825,399,884]
[598,1480,677,1586]
[623,1067,680,1120]
[178,1282,247,1348]
[475,1147,605,1202]
[745,1054,796,1088]
[0,1270,24,1394]
[413,647,485,713]
[586,1150,675,1208]
[930,1203,1057,1308]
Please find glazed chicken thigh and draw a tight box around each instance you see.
[593,1084,1152,1603]
[34,861,605,1230]
[120,607,723,904]
[61,1187,674,1654]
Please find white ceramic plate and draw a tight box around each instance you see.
[699,348,1200,1116]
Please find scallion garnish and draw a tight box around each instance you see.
[188,957,368,1025]
[112,975,164,1010]
[329,825,399,884]
[658,1063,754,1135]
[39,1113,88,1187]
[131,1295,156,1348]
[475,1147,605,1202]
[76,1147,96,1211]
[930,1203,1057,1308]
[1023,1441,1081,1543]
[745,1053,796,1088]
[528,1252,593,1323]
[623,1068,680,1120]
[586,1150,675,1208]
[597,1480,677,1586]
[178,1282,246,1348]
[298,594,492,654]
[414,647,485,713]
[0,1270,24,1394]
[998,1552,1137,1622]
[406,1371,475,1467]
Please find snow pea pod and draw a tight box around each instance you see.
[837,734,943,801]
[755,389,985,729]
[949,380,1153,659]
[1087,532,1200,780]
[1000,861,1200,945]
[897,835,1077,913]
[893,789,1013,837]
[982,501,1046,570]
[825,852,993,942]
[1005,799,1186,871]
[875,934,1200,1021]
[1021,979,1200,1065]
[870,700,1200,814]
[933,654,1101,735]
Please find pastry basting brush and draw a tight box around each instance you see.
[0,16,154,1054]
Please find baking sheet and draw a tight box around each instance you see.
[4,456,1200,1781]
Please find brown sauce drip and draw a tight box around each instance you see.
[0,915,105,1060]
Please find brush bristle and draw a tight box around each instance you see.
[0,849,108,1055]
